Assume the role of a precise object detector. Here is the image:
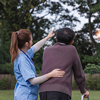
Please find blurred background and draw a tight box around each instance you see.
[0,0,100,97]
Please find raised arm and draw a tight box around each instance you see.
[33,30,55,53]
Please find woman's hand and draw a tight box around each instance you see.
[51,69,65,77]
[45,29,55,40]
[46,69,65,79]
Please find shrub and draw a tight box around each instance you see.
[72,74,100,90]
[97,76,100,90]
[72,79,78,90]
[91,76,98,90]
[0,77,9,90]
[11,76,16,89]
[35,63,42,74]
[0,63,14,75]
[86,74,92,90]
[84,63,100,74]
[86,74,100,90]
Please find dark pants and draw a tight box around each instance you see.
[39,91,71,100]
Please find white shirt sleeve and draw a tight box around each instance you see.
[28,75,48,85]
[33,38,46,53]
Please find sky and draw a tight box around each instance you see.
[36,0,100,43]
[36,0,88,31]
[50,0,88,31]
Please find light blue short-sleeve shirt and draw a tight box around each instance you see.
[14,46,39,100]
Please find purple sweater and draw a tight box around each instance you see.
[39,42,86,98]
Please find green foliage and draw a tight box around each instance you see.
[72,79,78,90]
[35,63,42,74]
[0,63,14,75]
[86,74,100,90]
[74,0,100,49]
[0,0,50,65]
[0,76,16,90]
[95,43,100,57]
[73,33,98,68]
[84,63,100,74]
[73,33,94,56]
[72,74,100,90]
[33,48,43,74]
[0,41,11,64]
[92,76,99,90]
[0,0,80,68]
[11,76,16,89]
[97,76,100,90]
[0,0,99,75]
[0,77,9,90]
[85,74,93,90]
[81,55,100,68]
[82,56,99,64]
[91,1,100,13]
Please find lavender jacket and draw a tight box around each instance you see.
[39,42,86,98]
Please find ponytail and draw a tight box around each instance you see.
[10,32,19,63]
[10,29,32,63]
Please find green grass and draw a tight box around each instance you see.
[72,90,100,100]
[0,90,100,100]
[0,90,14,100]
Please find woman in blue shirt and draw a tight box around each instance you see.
[10,29,65,100]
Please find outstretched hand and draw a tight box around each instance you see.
[45,29,55,40]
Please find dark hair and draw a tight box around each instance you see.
[10,29,32,63]
[56,27,75,44]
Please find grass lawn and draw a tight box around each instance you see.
[0,90,14,100]
[0,90,100,100]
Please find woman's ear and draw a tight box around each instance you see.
[70,40,74,45]
[25,42,29,47]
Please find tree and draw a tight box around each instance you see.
[61,0,100,68]
[74,0,100,47]
[0,0,48,64]
[0,0,80,74]
[59,0,100,68]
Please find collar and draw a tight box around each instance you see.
[54,42,66,46]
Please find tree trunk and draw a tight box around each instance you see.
[88,12,96,47]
